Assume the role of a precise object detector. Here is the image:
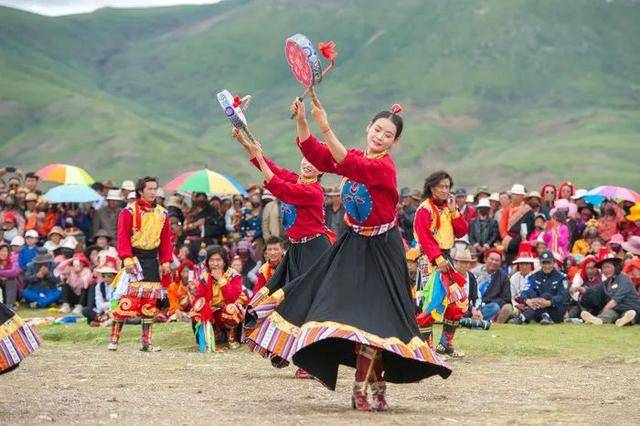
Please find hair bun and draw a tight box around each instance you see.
[390,103,403,114]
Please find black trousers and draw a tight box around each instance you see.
[60,284,87,306]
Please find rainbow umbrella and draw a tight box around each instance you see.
[165,169,247,195]
[583,185,640,205]
[36,163,95,185]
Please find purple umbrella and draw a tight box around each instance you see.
[583,185,640,205]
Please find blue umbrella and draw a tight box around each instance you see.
[42,184,103,203]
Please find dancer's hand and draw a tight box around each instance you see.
[247,143,264,161]
[290,98,306,123]
[437,261,451,273]
[310,96,330,132]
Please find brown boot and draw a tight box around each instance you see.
[352,344,376,411]
[108,319,124,351]
[140,318,160,352]
[352,382,370,411]
[368,354,390,412]
[419,325,433,349]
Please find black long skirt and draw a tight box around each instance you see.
[245,228,451,391]
[1,304,41,374]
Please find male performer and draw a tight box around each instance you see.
[109,176,172,352]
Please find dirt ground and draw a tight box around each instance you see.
[2,343,639,425]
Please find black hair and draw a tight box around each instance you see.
[423,171,454,198]
[370,111,403,140]
[205,245,229,271]
[135,176,159,199]
[91,182,104,192]
[25,172,39,181]
[265,236,285,248]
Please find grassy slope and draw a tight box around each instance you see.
[1,0,639,188]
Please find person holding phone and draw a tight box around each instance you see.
[413,171,469,356]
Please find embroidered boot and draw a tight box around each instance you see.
[436,319,464,357]
[140,318,160,352]
[368,353,390,412]
[419,325,433,349]
[352,344,376,411]
[108,319,123,351]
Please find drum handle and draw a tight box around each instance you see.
[289,60,335,119]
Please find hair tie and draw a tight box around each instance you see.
[390,103,403,114]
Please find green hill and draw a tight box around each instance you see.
[1,0,639,191]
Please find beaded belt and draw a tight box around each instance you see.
[345,216,396,237]
[289,233,323,244]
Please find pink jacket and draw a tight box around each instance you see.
[54,258,94,296]
[0,253,23,291]
[543,222,570,260]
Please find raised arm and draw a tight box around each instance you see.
[308,96,348,163]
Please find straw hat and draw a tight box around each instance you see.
[453,247,475,262]
[510,184,527,196]
[121,180,136,191]
[106,189,123,201]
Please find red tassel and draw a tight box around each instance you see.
[318,40,338,62]
[232,96,243,108]
[390,103,403,114]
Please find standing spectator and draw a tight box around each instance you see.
[55,252,94,314]
[18,229,40,271]
[511,250,567,325]
[120,180,136,201]
[499,184,535,264]
[0,242,20,307]
[540,184,558,218]
[543,200,573,261]
[92,189,122,242]
[261,190,283,240]
[22,249,60,308]
[598,201,623,242]
[472,249,512,322]
[23,172,40,195]
[240,193,263,240]
[468,198,499,260]
[455,188,476,224]
[23,192,38,220]
[581,254,640,326]
[324,187,347,238]
[226,195,244,235]
[488,192,501,220]
[398,188,418,243]
[525,191,543,216]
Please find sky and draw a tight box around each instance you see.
[0,0,222,16]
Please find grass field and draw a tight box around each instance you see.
[2,309,639,424]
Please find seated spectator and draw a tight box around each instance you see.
[510,243,536,316]
[190,246,249,349]
[452,248,480,320]
[252,236,285,295]
[18,230,39,271]
[22,249,60,308]
[92,229,114,251]
[622,257,640,294]
[0,242,20,307]
[43,226,65,253]
[84,255,118,326]
[2,211,20,244]
[53,236,77,263]
[167,260,197,321]
[543,201,572,261]
[55,252,94,314]
[406,248,420,288]
[590,238,604,256]
[9,235,24,256]
[528,214,546,245]
[571,219,599,257]
[511,250,567,325]
[472,249,513,322]
[568,255,603,318]
[468,198,499,260]
[581,254,640,326]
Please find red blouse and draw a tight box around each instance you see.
[414,198,468,265]
[251,157,326,240]
[297,134,398,228]
[117,199,172,264]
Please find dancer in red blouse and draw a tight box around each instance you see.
[245,95,450,412]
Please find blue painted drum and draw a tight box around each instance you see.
[341,180,374,223]
[280,202,298,230]
[217,89,248,129]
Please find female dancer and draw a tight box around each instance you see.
[233,128,333,378]
[244,96,450,412]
